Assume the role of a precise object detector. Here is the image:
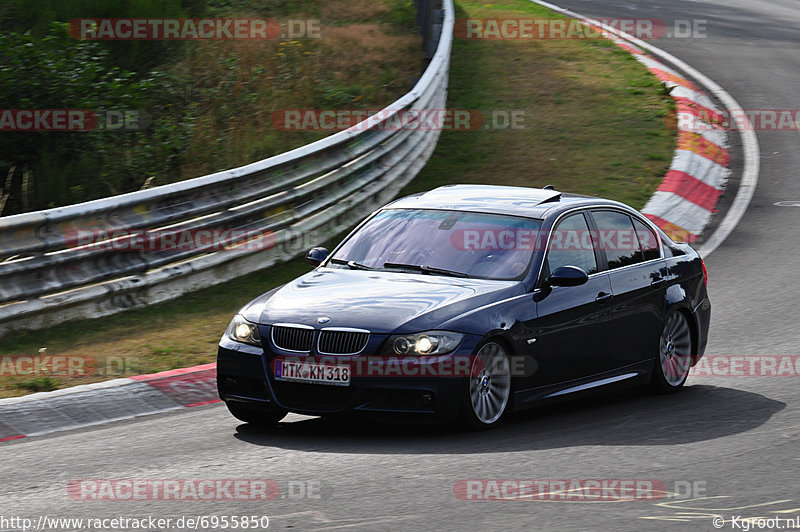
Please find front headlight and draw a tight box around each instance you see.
[385,331,464,356]
[225,314,262,346]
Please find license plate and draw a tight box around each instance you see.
[274,359,351,386]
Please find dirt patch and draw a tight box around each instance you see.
[321,0,392,23]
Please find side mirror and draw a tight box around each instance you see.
[547,265,589,287]
[306,247,329,267]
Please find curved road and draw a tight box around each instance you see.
[2,1,799,530]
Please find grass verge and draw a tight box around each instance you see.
[403,0,675,207]
[0,0,675,397]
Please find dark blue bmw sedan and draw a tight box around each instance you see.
[217,185,711,429]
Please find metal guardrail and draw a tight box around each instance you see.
[417,0,445,58]
[0,0,453,338]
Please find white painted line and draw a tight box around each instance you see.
[529,0,760,256]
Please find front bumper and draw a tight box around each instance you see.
[217,333,482,422]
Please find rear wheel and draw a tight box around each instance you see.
[650,311,693,393]
[461,341,512,430]
[225,401,287,426]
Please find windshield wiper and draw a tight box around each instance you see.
[383,262,469,278]
[329,258,379,271]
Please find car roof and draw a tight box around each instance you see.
[384,184,634,220]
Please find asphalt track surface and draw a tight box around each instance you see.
[2,1,799,530]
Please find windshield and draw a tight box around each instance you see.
[329,209,542,280]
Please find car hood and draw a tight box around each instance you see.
[243,268,524,334]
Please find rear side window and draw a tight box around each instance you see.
[545,212,598,275]
[591,210,642,270]
[632,218,660,261]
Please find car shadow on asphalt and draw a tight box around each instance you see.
[232,384,785,454]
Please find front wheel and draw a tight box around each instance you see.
[225,401,287,426]
[650,311,693,393]
[461,341,512,430]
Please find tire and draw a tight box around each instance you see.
[649,311,693,393]
[461,340,513,430]
[225,401,287,426]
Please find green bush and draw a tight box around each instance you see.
[0,0,421,216]
[0,23,189,213]
[0,0,206,71]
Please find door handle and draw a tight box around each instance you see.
[595,292,612,303]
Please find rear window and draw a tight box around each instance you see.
[632,218,660,261]
[591,210,643,270]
